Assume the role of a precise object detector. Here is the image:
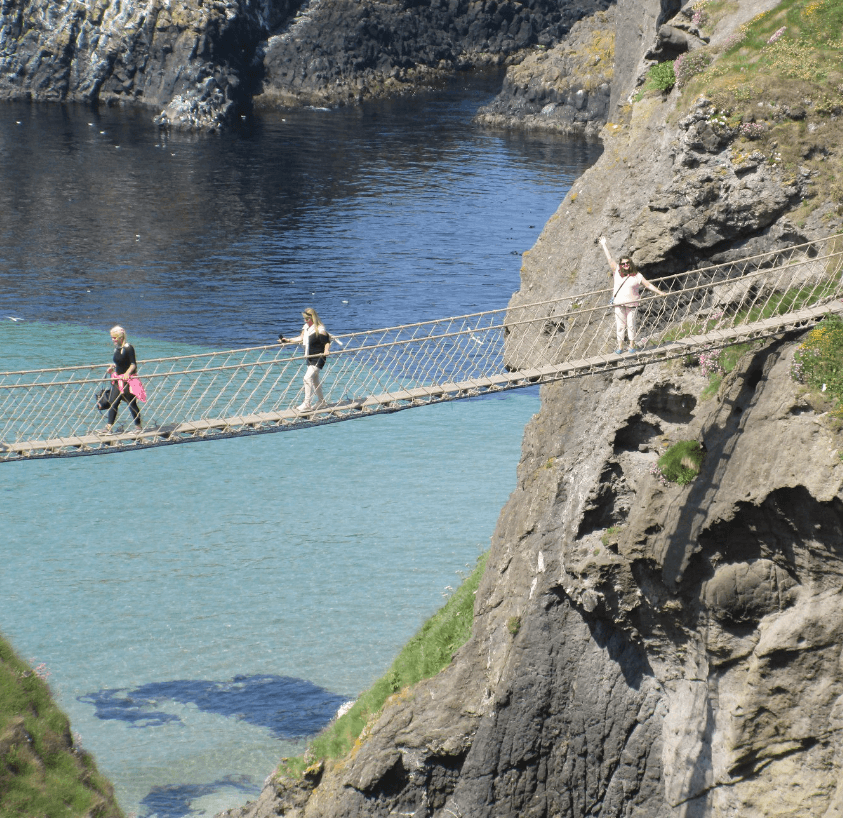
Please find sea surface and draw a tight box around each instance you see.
[0,73,600,816]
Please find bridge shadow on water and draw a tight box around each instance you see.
[79,673,349,736]
[79,674,350,817]
[139,776,257,818]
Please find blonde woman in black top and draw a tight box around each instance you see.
[104,325,143,432]
[278,308,332,411]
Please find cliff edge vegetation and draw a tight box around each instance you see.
[663,0,843,229]
[277,553,488,783]
[0,635,123,818]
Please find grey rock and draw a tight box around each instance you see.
[1,0,624,125]
[473,7,615,138]
[256,0,613,109]
[703,559,797,625]
[0,0,266,131]
[646,23,708,61]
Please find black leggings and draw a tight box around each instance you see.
[107,383,141,426]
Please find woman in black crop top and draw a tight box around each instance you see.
[278,307,332,412]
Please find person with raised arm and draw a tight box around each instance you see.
[599,236,666,354]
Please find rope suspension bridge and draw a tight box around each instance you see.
[3,234,843,462]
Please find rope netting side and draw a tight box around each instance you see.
[502,234,843,368]
[2,233,842,457]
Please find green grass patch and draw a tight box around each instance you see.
[699,341,756,399]
[656,440,706,484]
[792,313,843,415]
[666,0,843,214]
[661,275,840,355]
[635,61,676,101]
[738,280,839,323]
[721,342,756,372]
[280,552,489,778]
[600,525,622,547]
[0,637,122,818]
[695,0,843,98]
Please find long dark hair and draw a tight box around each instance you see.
[618,256,638,276]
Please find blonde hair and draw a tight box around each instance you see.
[110,325,126,342]
[302,308,326,331]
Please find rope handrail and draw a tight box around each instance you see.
[0,270,803,388]
[2,232,842,461]
[3,238,840,380]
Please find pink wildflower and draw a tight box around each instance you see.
[649,463,671,487]
[699,347,724,378]
[767,26,786,45]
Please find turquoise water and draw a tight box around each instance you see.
[0,74,597,816]
[1,326,538,813]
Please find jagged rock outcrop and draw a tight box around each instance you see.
[0,0,266,131]
[255,0,613,108]
[474,0,682,134]
[221,0,843,815]
[474,8,615,139]
[0,0,615,128]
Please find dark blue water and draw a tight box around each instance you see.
[0,71,599,346]
[0,73,600,816]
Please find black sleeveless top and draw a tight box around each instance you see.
[306,329,330,367]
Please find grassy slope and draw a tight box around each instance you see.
[673,0,843,224]
[280,552,489,778]
[0,636,123,818]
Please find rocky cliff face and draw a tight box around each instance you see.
[474,0,678,136]
[474,7,617,139]
[227,327,843,818]
[0,0,611,129]
[257,0,613,108]
[0,0,266,131]
[222,0,843,815]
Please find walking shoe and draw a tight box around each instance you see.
[614,348,624,354]
[628,347,637,353]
